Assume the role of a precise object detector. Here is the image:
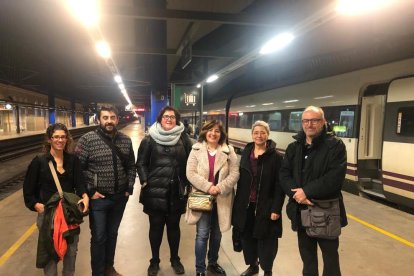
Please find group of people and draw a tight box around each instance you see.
[23,104,347,276]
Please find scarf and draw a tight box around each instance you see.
[148,122,185,145]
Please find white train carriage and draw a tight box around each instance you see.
[202,58,414,209]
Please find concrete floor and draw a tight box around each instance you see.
[1,122,414,275]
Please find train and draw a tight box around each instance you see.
[184,58,414,210]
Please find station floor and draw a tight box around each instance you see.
[0,121,413,275]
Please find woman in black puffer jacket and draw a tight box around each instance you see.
[136,106,192,276]
[232,120,285,276]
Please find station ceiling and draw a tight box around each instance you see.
[1,0,414,109]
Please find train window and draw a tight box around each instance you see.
[268,112,282,131]
[228,113,238,128]
[335,111,355,138]
[289,111,303,132]
[239,113,252,129]
[252,113,263,123]
[396,106,414,136]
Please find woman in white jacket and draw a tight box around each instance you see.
[185,120,240,276]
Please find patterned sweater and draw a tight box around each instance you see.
[75,129,136,196]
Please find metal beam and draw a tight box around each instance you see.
[103,6,276,27]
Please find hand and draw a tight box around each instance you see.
[34,203,45,214]
[270,213,280,220]
[78,195,89,213]
[91,191,105,200]
[303,199,314,206]
[292,188,307,204]
[208,185,218,196]
[125,191,130,197]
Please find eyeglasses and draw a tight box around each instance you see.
[302,118,322,124]
[51,135,67,140]
[162,115,176,120]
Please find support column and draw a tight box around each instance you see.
[48,94,55,125]
[71,100,76,127]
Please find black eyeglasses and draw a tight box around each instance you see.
[302,119,322,124]
[162,115,176,120]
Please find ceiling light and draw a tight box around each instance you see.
[95,40,111,59]
[196,84,201,88]
[283,99,299,103]
[260,32,294,55]
[245,105,256,108]
[314,95,333,99]
[206,75,219,83]
[118,83,125,90]
[239,112,244,116]
[336,0,393,15]
[114,75,122,84]
[285,105,295,108]
[262,102,274,106]
[65,0,99,28]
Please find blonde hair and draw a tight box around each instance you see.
[303,106,325,120]
[251,120,270,135]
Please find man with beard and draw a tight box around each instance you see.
[75,106,136,276]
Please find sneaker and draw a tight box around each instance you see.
[240,265,259,276]
[207,263,226,275]
[105,266,122,276]
[171,260,185,274]
[148,262,160,276]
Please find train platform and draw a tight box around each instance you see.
[0,125,97,141]
[0,122,413,275]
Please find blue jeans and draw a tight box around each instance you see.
[89,193,128,276]
[195,205,222,273]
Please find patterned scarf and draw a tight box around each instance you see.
[148,122,185,145]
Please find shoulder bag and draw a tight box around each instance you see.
[300,198,341,239]
[188,170,219,212]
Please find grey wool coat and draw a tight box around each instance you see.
[185,141,240,232]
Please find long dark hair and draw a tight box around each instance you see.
[198,120,227,145]
[43,123,73,153]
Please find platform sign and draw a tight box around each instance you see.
[172,84,199,111]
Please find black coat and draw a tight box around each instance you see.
[136,132,192,214]
[232,140,285,239]
[279,129,348,231]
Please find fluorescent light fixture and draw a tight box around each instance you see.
[206,74,219,83]
[314,95,334,99]
[262,102,274,106]
[336,0,393,15]
[260,32,294,55]
[245,105,256,108]
[196,84,201,88]
[203,111,208,115]
[283,99,299,103]
[285,105,295,108]
[5,103,12,110]
[239,112,244,116]
[114,75,122,84]
[118,83,125,90]
[96,40,111,59]
[65,0,99,28]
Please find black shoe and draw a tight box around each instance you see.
[240,265,259,276]
[171,260,185,274]
[263,271,272,276]
[147,262,160,276]
[207,263,226,275]
[196,273,205,276]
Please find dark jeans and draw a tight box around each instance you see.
[89,193,128,276]
[242,203,278,272]
[298,228,341,276]
[195,204,221,273]
[148,212,182,264]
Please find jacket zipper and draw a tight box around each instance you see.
[255,160,264,215]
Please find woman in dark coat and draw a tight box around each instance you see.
[136,106,192,276]
[232,120,285,276]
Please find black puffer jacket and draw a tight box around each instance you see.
[232,140,285,239]
[279,129,348,231]
[136,133,192,214]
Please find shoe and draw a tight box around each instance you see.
[105,266,122,276]
[207,263,226,275]
[263,271,272,276]
[196,273,205,276]
[147,262,160,276]
[171,260,185,274]
[240,265,259,276]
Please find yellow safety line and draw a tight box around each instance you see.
[347,213,414,248]
[0,223,37,266]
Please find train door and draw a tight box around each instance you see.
[357,83,387,198]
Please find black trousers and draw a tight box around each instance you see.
[148,212,182,264]
[297,228,341,276]
[242,204,278,272]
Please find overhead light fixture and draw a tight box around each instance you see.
[283,99,299,103]
[118,83,125,90]
[336,0,393,15]
[260,32,295,55]
[239,112,244,116]
[65,0,99,28]
[114,75,122,84]
[245,105,256,108]
[196,84,201,88]
[262,102,274,106]
[314,95,333,99]
[285,105,295,108]
[95,40,111,59]
[206,74,219,83]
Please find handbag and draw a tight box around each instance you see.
[188,191,215,211]
[300,198,341,239]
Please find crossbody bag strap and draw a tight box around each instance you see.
[48,160,63,198]
[95,129,128,168]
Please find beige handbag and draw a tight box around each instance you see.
[188,191,215,211]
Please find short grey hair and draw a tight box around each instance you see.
[303,106,325,120]
[251,120,270,135]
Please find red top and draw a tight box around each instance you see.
[208,152,216,184]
